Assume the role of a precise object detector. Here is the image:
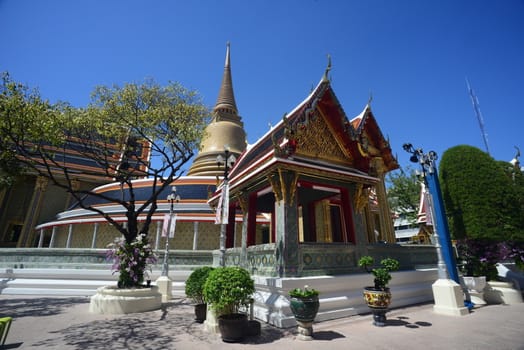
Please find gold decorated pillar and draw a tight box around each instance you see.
[269,169,300,277]
[370,157,396,243]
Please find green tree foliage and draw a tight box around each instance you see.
[386,166,421,223]
[499,159,524,238]
[0,72,209,244]
[439,145,523,241]
[0,72,63,188]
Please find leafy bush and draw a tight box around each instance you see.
[202,267,255,315]
[289,285,319,298]
[358,256,400,290]
[440,145,523,241]
[185,266,214,304]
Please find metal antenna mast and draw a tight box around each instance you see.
[466,78,490,155]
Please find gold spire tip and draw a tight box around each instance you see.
[322,54,332,82]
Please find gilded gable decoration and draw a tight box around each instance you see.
[272,114,297,158]
[295,110,352,165]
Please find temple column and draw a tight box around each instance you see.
[91,223,99,249]
[247,193,257,247]
[49,226,57,248]
[371,157,395,243]
[237,193,249,269]
[155,221,161,250]
[270,170,300,278]
[66,224,73,248]
[192,222,199,250]
[38,228,45,248]
[18,176,49,247]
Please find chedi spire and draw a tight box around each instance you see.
[187,43,247,177]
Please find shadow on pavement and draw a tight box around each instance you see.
[386,315,433,328]
[13,297,290,349]
[311,330,345,341]
[0,297,90,318]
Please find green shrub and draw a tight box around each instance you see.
[185,266,214,304]
[289,285,319,298]
[358,256,400,290]
[202,267,255,315]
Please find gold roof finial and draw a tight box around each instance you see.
[322,54,332,82]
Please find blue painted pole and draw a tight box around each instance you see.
[425,166,460,283]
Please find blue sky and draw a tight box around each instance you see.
[1,0,523,172]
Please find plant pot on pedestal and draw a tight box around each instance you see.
[289,286,320,340]
[363,287,392,327]
[358,256,400,327]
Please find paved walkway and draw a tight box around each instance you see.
[1,295,523,350]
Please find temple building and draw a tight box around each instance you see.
[0,44,439,327]
[4,44,398,256]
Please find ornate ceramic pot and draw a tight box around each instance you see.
[363,287,392,309]
[289,296,320,322]
[363,287,392,327]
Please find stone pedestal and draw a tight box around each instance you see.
[155,275,172,303]
[484,281,523,305]
[296,320,314,341]
[204,308,219,334]
[370,308,388,327]
[463,276,487,306]
[432,279,469,316]
[89,285,162,314]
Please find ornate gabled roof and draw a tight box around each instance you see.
[224,73,398,190]
[349,103,398,172]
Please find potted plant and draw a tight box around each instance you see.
[288,285,319,340]
[185,266,214,323]
[202,267,255,342]
[358,255,400,327]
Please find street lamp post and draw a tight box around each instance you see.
[156,186,180,303]
[403,143,468,316]
[161,186,180,276]
[216,148,236,267]
[402,144,459,282]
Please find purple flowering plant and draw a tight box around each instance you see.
[456,239,524,280]
[106,233,157,288]
[499,241,524,271]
